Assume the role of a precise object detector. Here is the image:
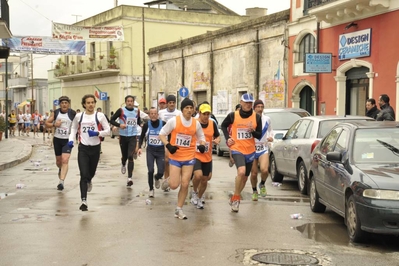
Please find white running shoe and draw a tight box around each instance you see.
[121,165,126,174]
[149,190,154,198]
[155,179,160,189]
[197,198,204,209]
[161,178,169,190]
[190,192,198,205]
[174,208,187,220]
[127,178,133,187]
[231,200,240,212]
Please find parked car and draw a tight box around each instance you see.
[214,114,229,156]
[263,108,310,149]
[309,121,399,242]
[270,116,374,194]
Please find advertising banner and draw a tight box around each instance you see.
[338,29,371,60]
[2,36,86,55]
[52,22,124,41]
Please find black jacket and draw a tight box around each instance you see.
[366,106,380,120]
[376,104,395,121]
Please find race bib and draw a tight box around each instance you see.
[81,122,96,134]
[57,127,68,136]
[255,143,266,152]
[196,141,210,153]
[126,117,137,126]
[175,133,192,147]
[148,135,162,146]
[237,128,252,140]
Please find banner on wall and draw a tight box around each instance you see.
[2,36,86,55]
[52,22,124,41]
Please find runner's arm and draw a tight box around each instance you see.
[251,113,262,140]
[138,122,149,148]
[195,120,206,145]
[221,112,234,140]
[110,108,122,127]
[68,115,80,142]
[159,118,176,145]
[98,113,111,137]
[45,112,55,128]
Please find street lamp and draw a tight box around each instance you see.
[0,46,10,139]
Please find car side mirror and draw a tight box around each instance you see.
[275,133,284,140]
[326,151,342,163]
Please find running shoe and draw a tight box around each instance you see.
[57,182,64,191]
[154,178,161,189]
[121,165,126,174]
[200,195,205,204]
[87,182,93,192]
[190,192,198,205]
[163,187,170,192]
[197,198,204,209]
[252,192,258,201]
[229,160,234,167]
[149,190,154,198]
[80,201,88,211]
[259,183,267,197]
[127,178,133,187]
[231,200,240,212]
[174,208,187,220]
[161,178,169,190]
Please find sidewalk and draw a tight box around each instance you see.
[0,136,35,171]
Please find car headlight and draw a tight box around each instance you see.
[363,189,399,200]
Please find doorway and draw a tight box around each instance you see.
[299,86,314,115]
[345,67,369,116]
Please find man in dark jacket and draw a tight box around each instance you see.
[376,94,395,121]
[365,98,380,119]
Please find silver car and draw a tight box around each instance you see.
[214,114,229,156]
[270,116,374,195]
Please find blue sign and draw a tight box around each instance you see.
[53,99,59,106]
[14,102,20,108]
[100,92,108,101]
[304,53,332,73]
[179,87,189,98]
[338,29,371,60]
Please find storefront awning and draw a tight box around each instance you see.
[17,101,29,108]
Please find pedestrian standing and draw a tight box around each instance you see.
[159,98,206,219]
[45,96,77,191]
[190,103,220,209]
[68,94,110,211]
[376,94,395,121]
[365,98,380,119]
[221,93,262,212]
[110,95,142,187]
[250,100,273,201]
[137,107,166,197]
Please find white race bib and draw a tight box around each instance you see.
[149,135,162,146]
[126,117,137,126]
[175,133,192,147]
[237,128,252,140]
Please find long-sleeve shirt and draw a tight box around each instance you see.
[69,112,110,146]
[220,109,262,141]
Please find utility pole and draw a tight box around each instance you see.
[71,14,82,23]
[31,53,34,114]
[142,8,146,107]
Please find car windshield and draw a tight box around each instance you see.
[265,111,309,130]
[353,128,399,164]
[318,119,371,138]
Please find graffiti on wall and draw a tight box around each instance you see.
[260,61,285,108]
[193,71,210,91]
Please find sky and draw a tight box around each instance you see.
[8,0,290,78]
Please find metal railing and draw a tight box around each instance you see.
[55,56,119,76]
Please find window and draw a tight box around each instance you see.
[297,34,316,63]
[90,42,95,58]
[320,127,343,155]
[295,119,312,139]
[285,120,301,140]
[335,129,348,153]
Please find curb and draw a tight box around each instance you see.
[0,142,33,171]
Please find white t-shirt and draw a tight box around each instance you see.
[158,108,182,122]
[24,113,32,123]
[159,113,205,143]
[18,114,25,123]
[54,112,73,140]
[255,114,274,153]
[69,112,110,146]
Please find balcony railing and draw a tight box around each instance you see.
[54,55,119,77]
[304,0,337,14]
[8,77,28,89]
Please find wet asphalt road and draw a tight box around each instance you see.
[0,137,398,266]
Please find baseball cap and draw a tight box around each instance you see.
[199,103,211,113]
[158,98,166,104]
[240,93,254,103]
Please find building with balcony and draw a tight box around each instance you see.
[288,0,398,118]
[56,2,249,115]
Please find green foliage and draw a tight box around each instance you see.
[0,116,6,132]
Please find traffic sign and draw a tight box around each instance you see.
[100,92,108,100]
[53,99,59,106]
[179,87,189,98]
[14,102,20,108]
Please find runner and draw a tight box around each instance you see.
[32,110,42,138]
[17,110,25,136]
[110,95,142,187]
[221,93,262,212]
[68,94,110,211]
[190,103,220,209]
[159,98,206,219]
[8,110,17,137]
[158,95,182,191]
[45,96,77,191]
[137,107,166,197]
[24,110,32,136]
[42,111,51,140]
[158,97,167,111]
[250,99,274,201]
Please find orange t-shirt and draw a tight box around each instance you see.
[195,119,215,163]
[169,116,197,161]
[230,110,256,155]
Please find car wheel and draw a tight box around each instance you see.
[217,145,224,157]
[309,177,326,213]
[346,195,365,242]
[270,154,283,182]
[297,161,308,195]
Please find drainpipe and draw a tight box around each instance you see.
[142,8,146,107]
[315,22,320,115]
[181,49,185,88]
[255,30,260,98]
[210,42,214,106]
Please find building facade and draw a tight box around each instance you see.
[288,0,398,119]
[148,9,290,113]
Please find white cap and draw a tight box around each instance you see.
[134,101,139,106]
